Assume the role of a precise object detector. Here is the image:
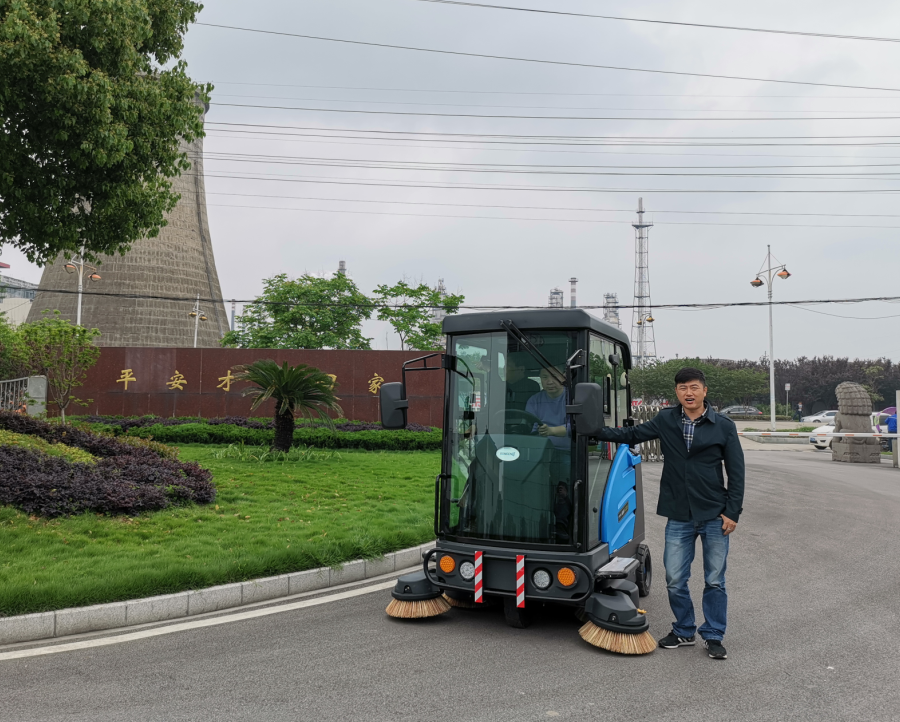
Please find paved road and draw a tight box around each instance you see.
[2,453,899,722]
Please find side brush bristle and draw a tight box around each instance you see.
[578,621,657,655]
[386,595,451,619]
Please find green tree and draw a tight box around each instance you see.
[222,273,373,349]
[233,360,343,452]
[0,0,210,265]
[0,312,27,380]
[17,312,100,422]
[631,358,768,407]
[373,280,464,350]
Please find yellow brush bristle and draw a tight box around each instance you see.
[385,595,451,619]
[443,593,477,609]
[578,620,657,655]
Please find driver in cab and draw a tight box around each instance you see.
[525,366,569,448]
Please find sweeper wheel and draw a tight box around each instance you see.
[635,543,652,597]
[503,597,531,628]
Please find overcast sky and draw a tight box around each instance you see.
[4,0,900,361]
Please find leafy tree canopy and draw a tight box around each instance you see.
[0,0,210,265]
[0,311,27,379]
[222,273,373,350]
[631,358,768,407]
[17,311,100,421]
[373,279,464,350]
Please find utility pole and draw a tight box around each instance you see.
[631,198,656,368]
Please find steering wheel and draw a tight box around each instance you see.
[491,409,545,435]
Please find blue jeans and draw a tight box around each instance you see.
[664,518,730,641]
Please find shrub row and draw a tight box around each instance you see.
[126,422,442,451]
[74,415,433,433]
[0,412,215,517]
[0,429,96,465]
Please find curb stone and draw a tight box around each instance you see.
[0,542,435,646]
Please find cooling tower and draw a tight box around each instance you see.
[27,102,228,347]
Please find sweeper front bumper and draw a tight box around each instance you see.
[423,544,599,608]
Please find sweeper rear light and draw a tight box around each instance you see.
[557,567,577,588]
[439,555,456,573]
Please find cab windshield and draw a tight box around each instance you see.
[446,330,578,546]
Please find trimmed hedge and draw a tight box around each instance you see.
[0,412,215,517]
[74,414,434,433]
[0,429,96,465]
[125,422,442,451]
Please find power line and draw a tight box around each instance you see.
[184,189,900,219]
[189,170,900,193]
[212,93,900,113]
[212,101,900,122]
[31,286,900,311]
[203,202,900,229]
[210,81,900,99]
[196,149,900,171]
[411,0,900,44]
[195,23,900,93]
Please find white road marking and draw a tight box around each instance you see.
[0,580,396,662]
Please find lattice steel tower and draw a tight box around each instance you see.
[631,198,657,367]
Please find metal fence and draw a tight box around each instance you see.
[631,404,666,462]
[0,376,47,416]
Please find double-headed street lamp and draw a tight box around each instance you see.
[63,246,101,327]
[751,245,792,431]
[189,294,208,348]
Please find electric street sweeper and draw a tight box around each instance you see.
[380,309,657,655]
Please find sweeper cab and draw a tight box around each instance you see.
[381,309,655,654]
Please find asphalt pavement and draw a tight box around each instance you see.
[2,452,899,722]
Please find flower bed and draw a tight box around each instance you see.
[0,413,215,517]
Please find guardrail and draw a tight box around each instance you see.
[0,376,47,416]
[738,432,897,438]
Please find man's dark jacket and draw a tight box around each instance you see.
[596,405,745,523]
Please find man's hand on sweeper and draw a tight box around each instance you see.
[538,423,550,437]
[719,514,737,536]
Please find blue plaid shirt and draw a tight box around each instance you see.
[681,404,709,451]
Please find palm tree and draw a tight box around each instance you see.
[233,360,343,452]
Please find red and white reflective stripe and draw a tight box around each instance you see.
[474,551,483,603]
[516,555,525,608]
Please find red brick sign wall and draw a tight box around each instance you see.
[75,348,445,427]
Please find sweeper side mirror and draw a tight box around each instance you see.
[566,382,605,437]
[380,382,409,430]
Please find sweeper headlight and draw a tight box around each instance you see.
[439,555,456,574]
[557,567,577,588]
[532,569,552,590]
[459,561,476,580]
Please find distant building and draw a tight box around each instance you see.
[548,287,564,308]
[602,293,621,329]
[0,270,38,327]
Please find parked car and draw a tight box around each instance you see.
[809,413,886,450]
[802,410,839,424]
[719,405,763,417]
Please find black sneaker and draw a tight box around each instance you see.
[658,632,696,649]
[703,639,728,659]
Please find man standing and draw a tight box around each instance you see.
[594,367,744,660]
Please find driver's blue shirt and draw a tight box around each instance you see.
[525,391,570,450]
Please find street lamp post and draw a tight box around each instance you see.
[189,293,208,348]
[63,246,101,326]
[751,245,791,432]
[634,313,655,368]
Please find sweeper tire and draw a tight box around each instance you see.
[635,543,652,597]
[503,597,532,628]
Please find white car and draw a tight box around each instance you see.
[809,414,884,450]
[802,410,839,424]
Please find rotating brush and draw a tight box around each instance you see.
[385,571,451,619]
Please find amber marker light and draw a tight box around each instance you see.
[439,555,456,573]
[557,567,577,587]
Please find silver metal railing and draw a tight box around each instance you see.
[0,376,47,416]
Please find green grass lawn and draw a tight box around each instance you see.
[0,446,439,616]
